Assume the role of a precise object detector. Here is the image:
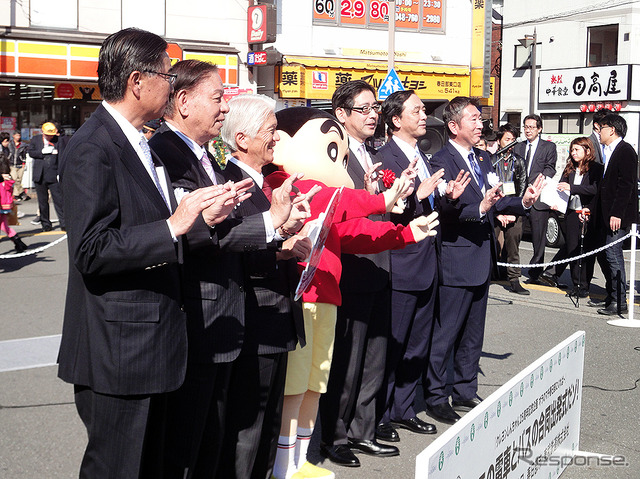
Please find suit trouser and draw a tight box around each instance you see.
[216,352,288,479]
[34,179,64,228]
[320,288,390,445]
[9,166,24,196]
[74,385,169,479]
[163,362,232,479]
[425,282,489,406]
[494,217,523,281]
[529,208,549,279]
[381,282,436,423]
[596,227,629,304]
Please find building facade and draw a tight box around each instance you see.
[500,0,640,157]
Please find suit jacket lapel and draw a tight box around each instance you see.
[98,107,169,213]
[447,142,483,198]
[347,145,367,190]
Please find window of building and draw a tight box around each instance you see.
[540,113,584,135]
[31,0,78,29]
[506,113,521,134]
[588,24,618,66]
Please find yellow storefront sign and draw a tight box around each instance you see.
[278,63,469,101]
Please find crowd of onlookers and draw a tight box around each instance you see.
[476,108,637,316]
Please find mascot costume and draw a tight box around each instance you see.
[267,107,438,479]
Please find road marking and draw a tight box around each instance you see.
[0,334,61,373]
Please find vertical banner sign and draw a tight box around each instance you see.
[416,331,585,479]
[470,0,492,98]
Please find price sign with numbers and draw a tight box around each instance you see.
[313,0,337,22]
[340,0,367,25]
[422,0,443,29]
[368,0,390,26]
[394,0,420,29]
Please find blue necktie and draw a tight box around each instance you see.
[468,152,484,191]
[415,149,434,208]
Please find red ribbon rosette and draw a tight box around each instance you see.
[380,169,396,189]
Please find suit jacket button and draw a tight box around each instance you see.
[180,305,185,312]
[239,285,244,292]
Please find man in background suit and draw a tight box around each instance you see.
[591,114,638,316]
[590,108,611,165]
[318,80,400,467]
[57,29,241,479]
[151,62,307,478]
[513,114,556,283]
[28,122,64,231]
[426,97,543,425]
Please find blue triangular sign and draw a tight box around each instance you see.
[378,68,405,101]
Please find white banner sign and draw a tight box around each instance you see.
[416,331,585,479]
[539,65,629,103]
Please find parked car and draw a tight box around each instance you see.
[522,210,565,248]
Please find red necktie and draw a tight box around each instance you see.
[261,179,272,202]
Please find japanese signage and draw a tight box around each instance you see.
[278,63,468,100]
[416,331,584,479]
[539,65,630,103]
[247,4,277,44]
[470,0,492,99]
[313,0,444,32]
[55,83,101,100]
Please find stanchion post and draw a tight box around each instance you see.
[608,223,640,327]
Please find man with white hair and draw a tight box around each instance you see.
[218,93,314,478]
[151,62,308,478]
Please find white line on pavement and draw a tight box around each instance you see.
[0,334,61,373]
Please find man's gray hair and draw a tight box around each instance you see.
[221,94,277,152]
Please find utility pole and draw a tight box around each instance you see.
[388,0,395,72]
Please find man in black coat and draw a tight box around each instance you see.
[591,114,638,315]
[28,122,64,231]
[513,114,557,283]
[151,60,308,479]
[57,28,238,479]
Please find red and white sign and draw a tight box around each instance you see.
[311,71,328,90]
[248,5,267,44]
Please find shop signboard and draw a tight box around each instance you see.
[539,65,630,103]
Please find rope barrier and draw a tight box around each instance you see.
[496,231,635,269]
[0,234,67,259]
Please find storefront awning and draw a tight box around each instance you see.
[278,55,470,101]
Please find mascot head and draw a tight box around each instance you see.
[273,107,353,188]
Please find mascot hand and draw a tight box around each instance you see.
[382,176,409,212]
[409,211,439,242]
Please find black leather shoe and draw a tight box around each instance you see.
[391,416,437,434]
[597,303,628,316]
[588,297,611,307]
[426,403,461,425]
[347,438,399,457]
[376,422,400,442]
[537,273,558,287]
[452,396,483,412]
[320,444,360,467]
[509,280,530,295]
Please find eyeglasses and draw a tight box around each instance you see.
[350,104,382,115]
[600,125,614,133]
[523,125,539,130]
[144,70,177,86]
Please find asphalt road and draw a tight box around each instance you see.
[1,197,638,478]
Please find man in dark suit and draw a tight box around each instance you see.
[151,61,309,479]
[591,114,638,315]
[513,114,556,283]
[425,97,542,424]
[57,28,242,479]
[590,108,611,165]
[317,81,400,467]
[374,90,445,444]
[27,122,64,231]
